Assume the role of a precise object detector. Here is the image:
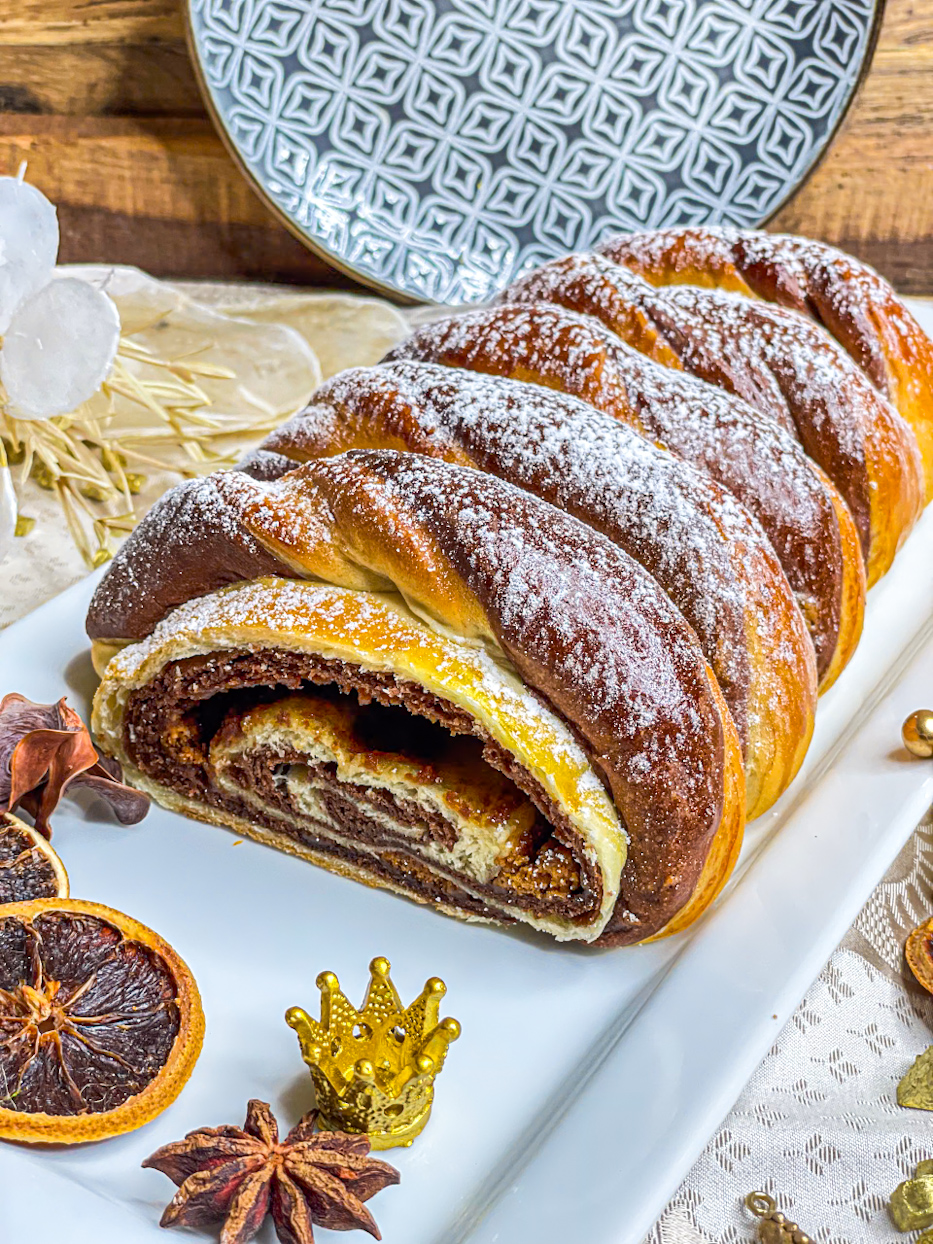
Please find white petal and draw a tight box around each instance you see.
[0,177,59,334]
[0,464,16,566]
[0,277,120,419]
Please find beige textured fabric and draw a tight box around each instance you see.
[2,279,931,1242]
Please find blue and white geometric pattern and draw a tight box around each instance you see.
[189,0,879,304]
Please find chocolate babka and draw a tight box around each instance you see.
[86,232,931,950]
[385,302,866,690]
[88,453,745,946]
[255,361,816,820]
[599,226,933,502]
[500,255,924,585]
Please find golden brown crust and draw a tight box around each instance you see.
[502,253,924,586]
[88,456,745,944]
[600,226,933,503]
[811,464,866,692]
[259,360,815,819]
[84,473,285,648]
[385,302,865,691]
[644,702,745,943]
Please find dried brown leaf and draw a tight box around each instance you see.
[0,692,148,835]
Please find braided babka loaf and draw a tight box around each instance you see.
[599,226,933,501]
[255,362,816,820]
[88,452,745,946]
[386,303,866,691]
[501,255,925,585]
[86,232,928,951]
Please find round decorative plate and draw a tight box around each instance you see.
[187,0,882,304]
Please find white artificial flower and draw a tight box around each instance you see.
[0,171,58,335]
[0,170,121,421]
[1,278,121,419]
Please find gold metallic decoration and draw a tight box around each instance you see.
[890,1161,933,1231]
[906,919,933,996]
[744,1192,812,1244]
[286,956,460,1150]
[903,710,933,758]
[898,1047,933,1111]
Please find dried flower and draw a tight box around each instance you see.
[143,1100,400,1243]
[0,457,15,564]
[0,691,149,836]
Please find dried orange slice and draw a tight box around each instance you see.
[906,915,933,994]
[0,814,68,904]
[0,898,204,1143]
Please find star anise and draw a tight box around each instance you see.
[143,1100,400,1243]
[0,691,148,836]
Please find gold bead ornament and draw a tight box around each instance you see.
[903,710,933,758]
[745,1193,812,1244]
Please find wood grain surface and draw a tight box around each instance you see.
[0,0,931,295]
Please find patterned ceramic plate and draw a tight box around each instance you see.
[186,0,882,304]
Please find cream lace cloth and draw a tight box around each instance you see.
[647,816,933,1244]
[3,282,932,1244]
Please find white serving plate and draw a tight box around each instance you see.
[2,306,933,1243]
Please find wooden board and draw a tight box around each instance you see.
[0,0,931,293]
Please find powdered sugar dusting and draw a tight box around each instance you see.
[86,472,287,642]
[385,297,846,678]
[318,451,729,841]
[503,251,889,535]
[388,302,615,398]
[301,360,804,742]
[664,286,868,454]
[601,224,931,405]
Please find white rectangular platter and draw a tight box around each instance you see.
[2,302,933,1244]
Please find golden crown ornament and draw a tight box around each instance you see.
[285,957,460,1150]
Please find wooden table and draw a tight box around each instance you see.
[2,0,932,294]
